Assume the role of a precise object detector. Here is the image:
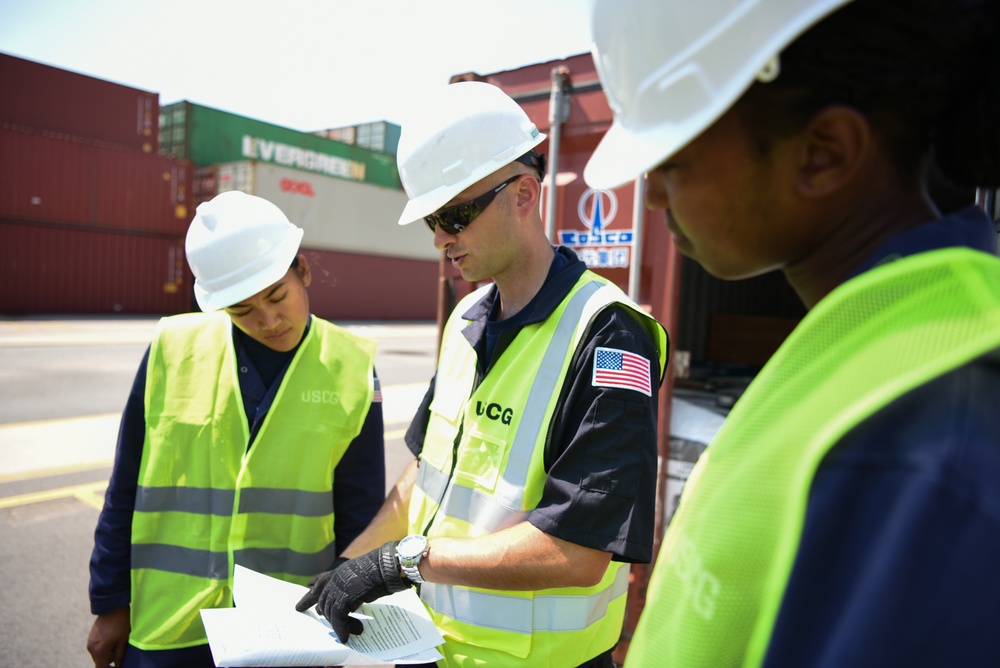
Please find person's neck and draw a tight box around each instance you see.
[493,243,555,320]
[785,188,937,308]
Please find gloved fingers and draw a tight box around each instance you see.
[296,569,331,612]
[312,544,397,631]
[322,590,365,643]
[329,613,365,642]
[294,588,319,613]
[329,614,352,643]
[318,577,350,628]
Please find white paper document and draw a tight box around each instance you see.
[199,565,444,667]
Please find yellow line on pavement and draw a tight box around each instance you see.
[0,412,121,431]
[0,480,107,510]
[0,461,114,484]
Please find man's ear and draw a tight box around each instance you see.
[513,173,542,216]
[795,105,870,198]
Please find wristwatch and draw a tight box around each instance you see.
[396,534,429,584]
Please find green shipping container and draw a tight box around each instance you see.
[159,101,401,190]
[314,120,401,155]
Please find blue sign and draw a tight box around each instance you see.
[558,189,633,267]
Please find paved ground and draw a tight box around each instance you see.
[0,315,438,481]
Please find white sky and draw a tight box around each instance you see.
[0,0,594,132]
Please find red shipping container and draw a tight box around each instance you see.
[0,52,158,153]
[0,220,193,315]
[301,246,437,321]
[0,124,193,234]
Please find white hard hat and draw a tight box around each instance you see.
[396,81,547,226]
[584,0,853,190]
[185,191,304,312]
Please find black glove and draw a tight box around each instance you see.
[294,542,409,642]
[296,556,349,611]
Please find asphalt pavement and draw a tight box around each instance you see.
[0,315,437,482]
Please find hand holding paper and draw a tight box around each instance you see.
[199,565,443,667]
[295,542,409,642]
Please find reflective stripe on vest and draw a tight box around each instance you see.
[136,486,336,517]
[130,312,375,650]
[626,248,1000,667]
[420,564,631,634]
[412,272,668,665]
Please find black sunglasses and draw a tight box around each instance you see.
[424,174,526,235]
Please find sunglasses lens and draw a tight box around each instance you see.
[423,174,522,235]
[426,205,474,235]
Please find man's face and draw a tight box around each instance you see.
[430,172,526,284]
[643,107,807,280]
[224,257,311,352]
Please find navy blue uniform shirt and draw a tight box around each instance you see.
[405,246,663,564]
[763,206,1000,667]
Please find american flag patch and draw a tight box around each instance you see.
[373,376,382,403]
[592,347,652,396]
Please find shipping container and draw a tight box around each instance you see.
[0,220,192,315]
[355,121,400,154]
[0,124,192,234]
[314,121,401,155]
[192,166,219,209]
[0,52,158,153]
[159,101,401,190]
[315,126,356,145]
[301,246,437,321]
[205,160,437,262]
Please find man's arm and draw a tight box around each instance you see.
[418,520,611,590]
[336,374,434,561]
[534,305,664,563]
[339,458,419,559]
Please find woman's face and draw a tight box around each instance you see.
[224,256,312,352]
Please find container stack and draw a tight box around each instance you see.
[1,52,195,316]
[313,120,401,155]
[158,101,439,321]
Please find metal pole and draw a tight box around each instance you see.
[629,174,646,301]
[545,67,571,243]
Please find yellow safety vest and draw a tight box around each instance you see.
[130,312,375,650]
[410,272,668,667]
[626,248,1000,667]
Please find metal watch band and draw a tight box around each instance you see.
[401,562,424,584]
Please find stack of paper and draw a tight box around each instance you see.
[200,565,445,667]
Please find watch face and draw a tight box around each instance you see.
[398,535,427,559]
